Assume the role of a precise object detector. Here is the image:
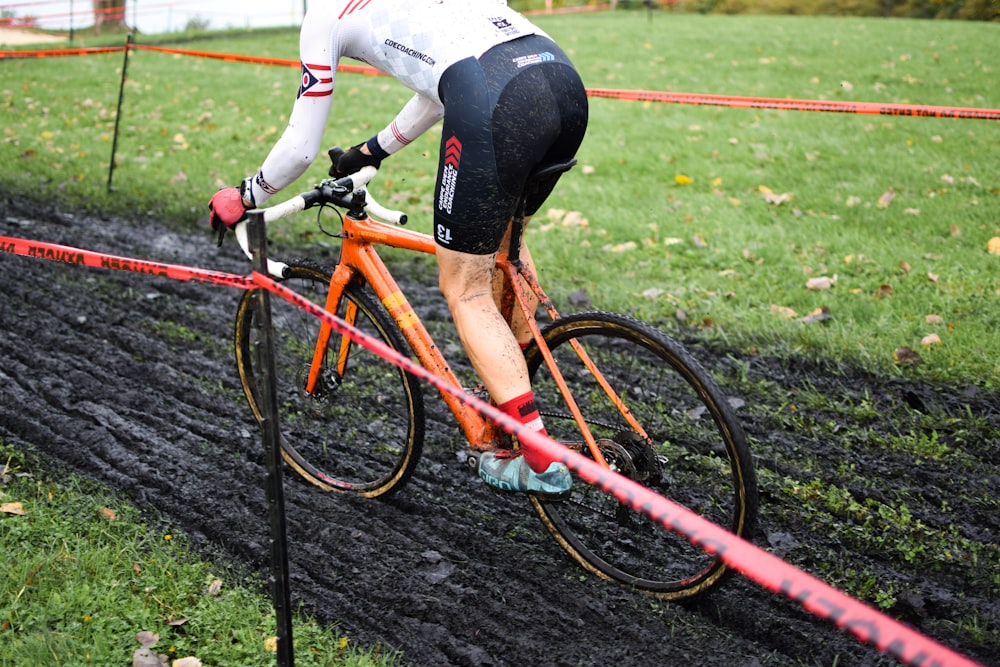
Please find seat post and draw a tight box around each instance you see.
[506,157,577,265]
[506,197,528,266]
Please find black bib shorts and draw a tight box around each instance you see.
[433,33,588,255]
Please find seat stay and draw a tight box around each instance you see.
[506,259,652,449]
[497,260,608,468]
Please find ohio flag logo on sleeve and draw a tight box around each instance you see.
[298,62,333,99]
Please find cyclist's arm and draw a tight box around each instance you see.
[368,93,444,158]
[242,13,340,207]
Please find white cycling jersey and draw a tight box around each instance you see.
[244,0,546,207]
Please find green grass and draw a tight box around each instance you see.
[0,443,398,666]
[2,14,996,387]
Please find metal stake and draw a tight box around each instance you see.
[107,32,133,192]
[247,211,295,667]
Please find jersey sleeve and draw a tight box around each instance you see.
[373,93,444,156]
[243,15,338,207]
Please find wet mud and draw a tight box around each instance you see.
[1,198,997,666]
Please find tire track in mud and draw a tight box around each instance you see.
[1,200,995,666]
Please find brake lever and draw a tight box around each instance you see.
[327,146,345,178]
[215,223,228,248]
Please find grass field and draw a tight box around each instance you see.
[1,11,998,665]
[2,12,997,386]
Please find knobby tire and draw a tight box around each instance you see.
[234,261,424,497]
[524,311,758,600]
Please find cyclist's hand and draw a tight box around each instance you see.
[328,142,382,178]
[208,186,248,231]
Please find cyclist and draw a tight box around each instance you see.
[208,0,588,498]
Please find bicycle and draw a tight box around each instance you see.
[229,154,758,601]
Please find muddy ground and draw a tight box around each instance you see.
[1,197,997,667]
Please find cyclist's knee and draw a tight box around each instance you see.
[437,247,494,303]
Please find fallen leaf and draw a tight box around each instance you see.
[0,502,25,516]
[98,507,117,520]
[770,304,797,319]
[894,346,922,367]
[873,284,894,298]
[674,174,692,185]
[921,333,942,347]
[692,233,707,248]
[132,647,167,667]
[988,237,1000,256]
[898,261,911,274]
[927,272,940,283]
[925,314,943,325]
[904,208,920,216]
[206,579,223,596]
[949,224,961,237]
[806,276,836,290]
[877,189,895,208]
[762,189,793,205]
[264,636,279,652]
[941,174,955,185]
[133,632,167,667]
[173,658,203,667]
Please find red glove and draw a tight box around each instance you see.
[208,187,248,232]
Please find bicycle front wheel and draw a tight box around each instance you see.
[234,261,424,497]
[524,311,757,600]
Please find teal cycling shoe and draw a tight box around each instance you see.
[477,451,572,500]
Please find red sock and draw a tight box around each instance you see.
[497,391,553,473]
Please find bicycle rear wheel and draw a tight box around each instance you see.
[524,311,757,600]
[234,261,424,497]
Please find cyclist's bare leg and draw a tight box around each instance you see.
[437,245,532,406]
[493,219,539,347]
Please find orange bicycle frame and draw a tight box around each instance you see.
[305,207,641,464]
